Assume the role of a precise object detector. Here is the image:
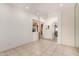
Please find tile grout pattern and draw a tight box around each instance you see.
[0,39,79,56]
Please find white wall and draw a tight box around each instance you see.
[43,16,58,40]
[75,3,79,48]
[43,4,76,47]
[57,12,62,44]
[0,4,33,52]
[61,4,75,47]
[32,14,45,23]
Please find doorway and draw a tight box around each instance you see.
[53,22,58,42]
[32,19,44,41]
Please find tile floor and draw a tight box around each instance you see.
[0,39,79,56]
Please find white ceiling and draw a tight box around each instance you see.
[6,3,75,19]
[9,3,62,18]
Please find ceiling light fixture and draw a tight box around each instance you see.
[59,4,63,7]
[25,6,30,9]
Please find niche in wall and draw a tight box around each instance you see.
[32,19,38,32]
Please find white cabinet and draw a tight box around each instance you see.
[33,32,39,41]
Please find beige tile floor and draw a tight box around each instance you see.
[0,39,79,56]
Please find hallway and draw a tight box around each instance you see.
[0,39,79,56]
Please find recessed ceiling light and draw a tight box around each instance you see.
[25,6,30,9]
[59,4,63,7]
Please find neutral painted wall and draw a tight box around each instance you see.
[43,23,53,39]
[43,17,58,40]
[75,3,79,48]
[42,13,62,44]
[57,12,62,44]
[32,15,45,23]
[0,4,33,52]
[61,4,75,47]
[43,4,76,47]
